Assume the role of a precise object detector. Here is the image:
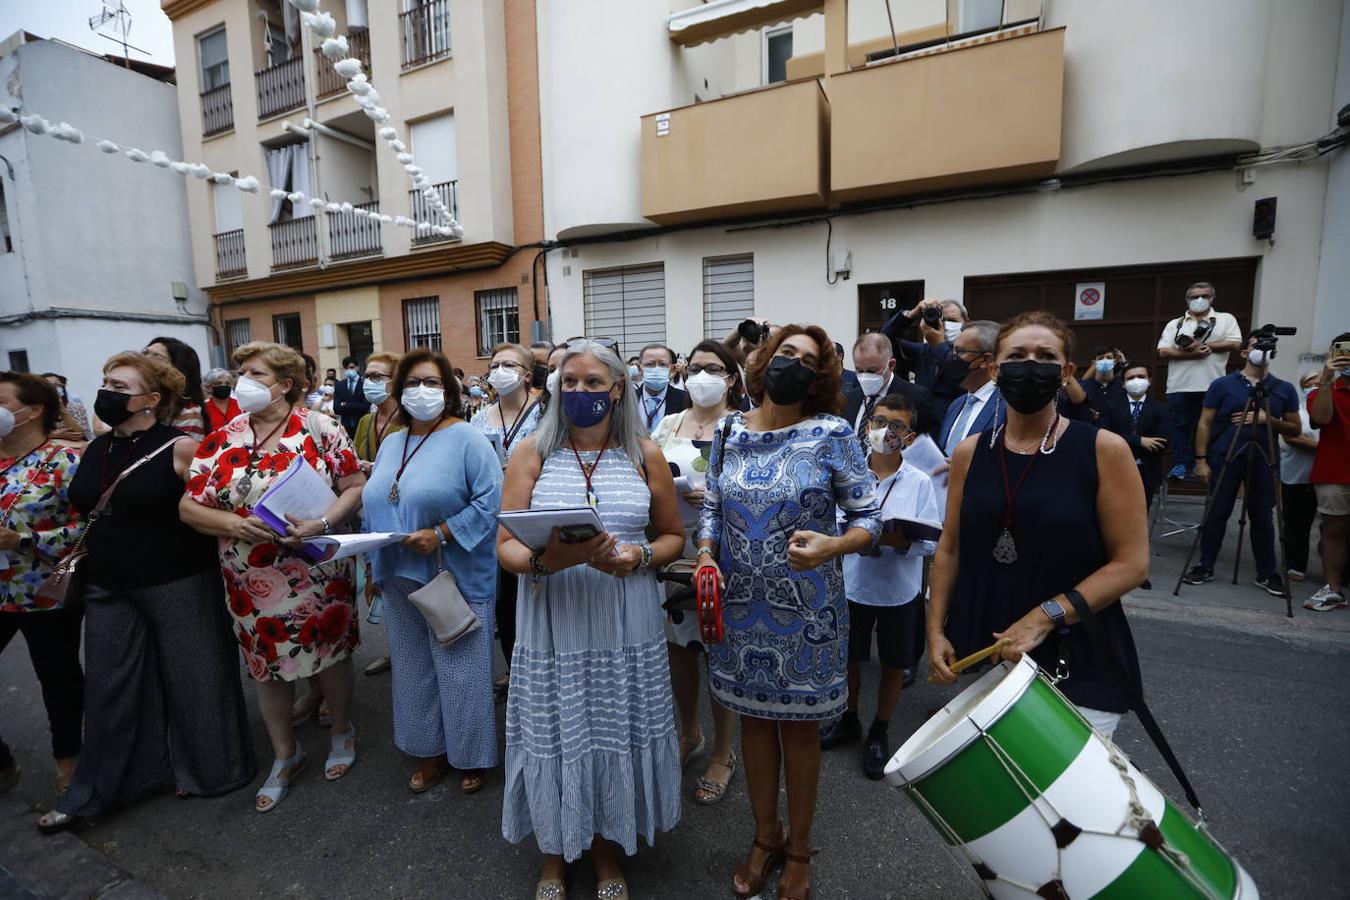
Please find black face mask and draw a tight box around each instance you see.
[210,384,232,400]
[95,389,141,427]
[532,364,548,390]
[764,356,816,406]
[996,360,1064,414]
[941,353,972,383]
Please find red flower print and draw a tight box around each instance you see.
[29,470,51,487]
[255,616,288,644]
[297,616,321,647]
[256,637,279,661]
[220,447,250,468]
[227,587,255,618]
[234,507,252,518]
[237,630,253,652]
[0,568,15,583]
[247,543,279,568]
[211,465,235,491]
[187,472,210,495]
[317,602,351,645]
[283,415,303,438]
[196,432,224,459]
[0,494,17,511]
[245,649,269,681]
[324,578,353,601]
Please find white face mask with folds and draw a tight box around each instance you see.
[1124,378,1150,398]
[685,370,729,408]
[402,385,446,421]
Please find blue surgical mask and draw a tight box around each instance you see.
[469,386,486,399]
[643,366,670,392]
[562,389,613,427]
[362,379,388,404]
[1095,359,1115,376]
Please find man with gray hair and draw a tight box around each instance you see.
[935,320,1003,462]
[845,332,898,432]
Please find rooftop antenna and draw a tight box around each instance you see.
[88,1,136,69]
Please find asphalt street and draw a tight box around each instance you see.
[3,596,1348,899]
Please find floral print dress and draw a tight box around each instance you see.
[186,408,361,682]
[0,444,83,613]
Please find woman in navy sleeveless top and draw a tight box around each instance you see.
[928,312,1149,736]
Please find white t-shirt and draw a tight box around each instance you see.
[1279,406,1318,485]
[1157,311,1242,394]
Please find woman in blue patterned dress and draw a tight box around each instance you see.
[498,340,686,900]
[697,325,882,900]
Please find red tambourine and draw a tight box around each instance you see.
[695,564,724,644]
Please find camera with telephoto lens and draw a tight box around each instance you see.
[1174,317,1215,350]
[1252,323,1296,352]
[738,319,771,345]
[922,305,943,327]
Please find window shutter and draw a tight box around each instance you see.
[583,263,666,360]
[403,297,442,349]
[702,254,754,340]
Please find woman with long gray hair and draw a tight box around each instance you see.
[498,340,686,900]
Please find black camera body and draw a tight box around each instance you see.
[1252,323,1296,352]
[922,305,943,327]
[1174,317,1214,350]
[738,319,771,345]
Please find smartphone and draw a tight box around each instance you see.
[1332,340,1350,359]
[558,524,600,544]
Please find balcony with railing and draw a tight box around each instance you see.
[640,78,828,225]
[401,0,452,69]
[214,229,247,279]
[409,181,458,245]
[269,216,319,270]
[328,202,383,260]
[316,29,370,99]
[256,56,306,120]
[201,83,234,137]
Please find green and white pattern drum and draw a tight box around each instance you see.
[884,658,1258,899]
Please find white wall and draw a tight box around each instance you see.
[1310,3,1350,352]
[318,134,378,203]
[546,163,1332,386]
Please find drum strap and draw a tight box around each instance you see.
[1063,589,1203,813]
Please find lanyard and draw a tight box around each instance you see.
[570,436,610,509]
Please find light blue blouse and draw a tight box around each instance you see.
[362,423,503,600]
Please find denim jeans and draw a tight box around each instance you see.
[1199,453,1278,577]
[1166,391,1206,470]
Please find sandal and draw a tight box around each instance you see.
[363,655,391,676]
[732,823,786,897]
[409,757,449,794]
[460,769,487,795]
[693,753,737,805]
[596,878,628,899]
[255,747,307,813]
[325,725,356,781]
[535,878,566,900]
[36,810,81,835]
[777,847,818,900]
[680,729,707,770]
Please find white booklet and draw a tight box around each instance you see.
[497,507,606,551]
[255,456,338,535]
[672,475,705,527]
[308,532,409,561]
[903,434,949,519]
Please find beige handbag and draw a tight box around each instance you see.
[407,567,481,647]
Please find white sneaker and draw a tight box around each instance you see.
[1287,569,1305,583]
[1303,585,1347,611]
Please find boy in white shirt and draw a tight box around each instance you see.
[822,394,941,780]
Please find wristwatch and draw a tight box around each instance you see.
[320,515,332,535]
[1040,598,1067,628]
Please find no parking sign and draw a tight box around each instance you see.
[1074,281,1105,321]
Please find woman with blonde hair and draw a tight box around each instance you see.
[180,341,366,813]
[37,352,254,833]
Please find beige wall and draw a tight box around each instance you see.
[314,285,383,371]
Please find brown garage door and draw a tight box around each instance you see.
[963,257,1259,376]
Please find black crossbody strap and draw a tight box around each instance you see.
[1063,589,1203,813]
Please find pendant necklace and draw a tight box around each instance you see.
[993,411,1059,564]
[570,436,609,509]
[389,427,435,503]
[688,410,721,440]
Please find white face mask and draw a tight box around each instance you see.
[1188,297,1212,315]
[488,367,523,396]
[1124,377,1150,398]
[546,369,560,393]
[943,321,963,342]
[0,406,16,439]
[867,427,904,455]
[685,370,730,408]
[856,371,887,397]
[1247,349,1270,368]
[235,375,278,414]
[402,385,446,421]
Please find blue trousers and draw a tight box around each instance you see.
[1199,453,1278,578]
[1166,391,1206,470]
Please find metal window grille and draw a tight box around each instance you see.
[403,296,442,350]
[475,288,519,356]
[224,319,252,358]
[582,264,666,360]
[702,254,755,340]
[273,312,303,350]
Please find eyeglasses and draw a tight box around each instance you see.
[866,416,912,435]
[403,377,445,389]
[363,372,390,383]
[488,361,527,372]
[687,364,728,377]
[952,347,986,359]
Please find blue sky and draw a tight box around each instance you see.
[1,0,176,66]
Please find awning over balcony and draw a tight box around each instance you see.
[667,0,823,47]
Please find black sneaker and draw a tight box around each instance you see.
[1181,565,1214,585]
[820,714,862,749]
[863,733,890,781]
[1254,573,1286,597]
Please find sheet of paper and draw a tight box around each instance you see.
[903,434,949,520]
[308,532,409,561]
[672,475,704,527]
[255,456,338,534]
[497,507,606,551]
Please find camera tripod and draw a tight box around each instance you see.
[1172,378,1294,617]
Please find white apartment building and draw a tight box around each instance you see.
[0,32,211,398]
[537,0,1350,382]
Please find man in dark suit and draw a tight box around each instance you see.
[636,343,688,431]
[1101,362,1173,513]
[935,321,1003,459]
[332,355,367,436]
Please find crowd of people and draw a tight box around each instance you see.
[0,291,1346,899]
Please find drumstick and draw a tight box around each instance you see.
[928,638,1011,682]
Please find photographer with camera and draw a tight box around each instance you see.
[721,318,776,369]
[1156,283,1244,479]
[881,298,968,419]
[1303,334,1350,611]
[1182,331,1301,595]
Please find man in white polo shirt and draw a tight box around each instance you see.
[1156,282,1243,479]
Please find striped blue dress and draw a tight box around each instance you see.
[501,447,682,861]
